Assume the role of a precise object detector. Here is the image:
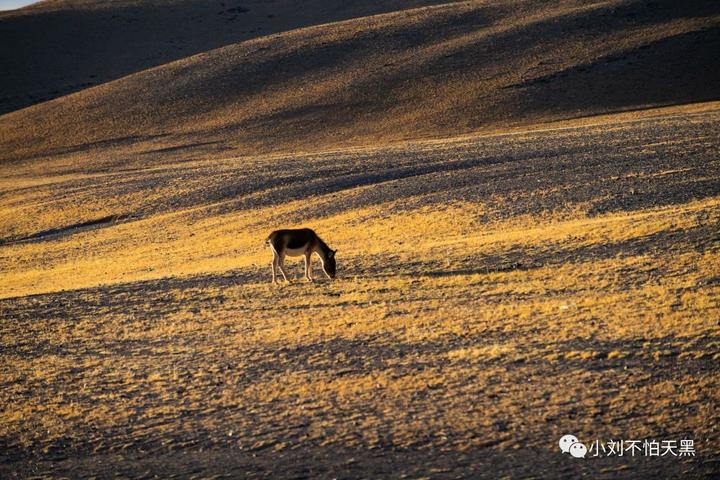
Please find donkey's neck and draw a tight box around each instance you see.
[314,237,331,258]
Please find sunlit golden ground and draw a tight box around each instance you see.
[1,107,719,477]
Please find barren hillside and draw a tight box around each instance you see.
[1,0,719,168]
[0,0,442,114]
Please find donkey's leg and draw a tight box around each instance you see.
[319,254,332,279]
[271,256,277,284]
[304,252,314,281]
[278,254,290,283]
[270,246,280,283]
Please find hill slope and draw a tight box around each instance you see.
[0,0,443,114]
[1,0,719,167]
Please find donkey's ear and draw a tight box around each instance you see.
[330,249,337,256]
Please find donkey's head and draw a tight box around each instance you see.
[323,249,337,279]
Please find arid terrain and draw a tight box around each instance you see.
[1,0,719,478]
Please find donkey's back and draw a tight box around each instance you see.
[266,228,319,251]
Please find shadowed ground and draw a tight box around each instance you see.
[0,0,443,114]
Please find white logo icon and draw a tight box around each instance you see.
[559,434,586,458]
[570,442,587,458]
[559,434,579,453]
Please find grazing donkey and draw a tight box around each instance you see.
[266,228,336,283]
